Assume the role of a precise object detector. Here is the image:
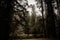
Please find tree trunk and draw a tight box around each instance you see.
[45,0,56,38]
[0,0,12,40]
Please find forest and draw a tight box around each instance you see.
[0,0,60,40]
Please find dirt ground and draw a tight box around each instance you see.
[10,38,60,40]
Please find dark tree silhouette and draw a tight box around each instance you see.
[55,0,60,38]
[45,0,56,38]
[0,0,13,40]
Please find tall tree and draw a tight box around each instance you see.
[0,0,13,40]
[45,0,56,37]
[55,0,60,38]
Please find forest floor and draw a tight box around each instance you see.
[9,34,60,40]
[11,38,59,40]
